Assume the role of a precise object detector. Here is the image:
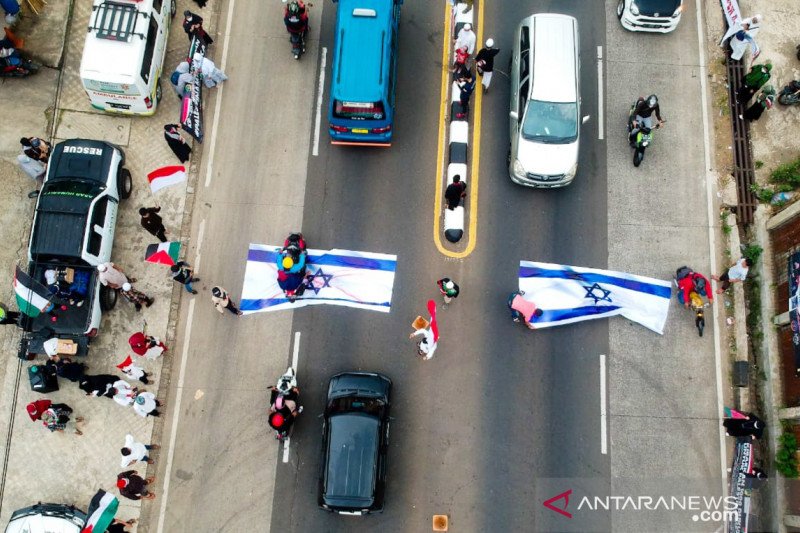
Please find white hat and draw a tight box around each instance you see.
[463,23,472,31]
[445,281,454,290]
[97,264,107,272]
[486,38,494,48]
[122,282,132,291]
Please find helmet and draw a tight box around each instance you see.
[282,256,294,269]
[288,1,300,15]
[271,413,285,427]
[463,23,471,31]
[211,286,222,297]
[122,282,132,292]
[485,38,494,48]
[646,94,658,108]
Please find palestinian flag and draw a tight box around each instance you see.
[13,266,51,317]
[145,241,181,266]
[724,407,748,419]
[81,489,118,533]
[147,165,186,194]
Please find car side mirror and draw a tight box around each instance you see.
[582,115,591,124]
[509,111,518,120]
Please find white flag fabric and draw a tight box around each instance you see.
[241,244,397,314]
[518,261,672,334]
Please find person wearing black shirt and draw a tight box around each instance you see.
[445,175,467,210]
[139,207,168,242]
[475,39,500,93]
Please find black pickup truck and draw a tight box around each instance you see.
[17,139,131,359]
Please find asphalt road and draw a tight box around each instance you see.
[269,1,610,532]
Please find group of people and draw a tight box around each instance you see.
[17,135,51,188]
[408,278,461,360]
[451,22,499,119]
[170,10,227,95]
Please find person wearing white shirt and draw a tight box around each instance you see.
[454,23,476,56]
[713,257,752,293]
[409,328,437,360]
[120,434,158,467]
[110,379,137,407]
[133,391,161,417]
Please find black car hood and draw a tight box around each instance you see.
[634,0,680,16]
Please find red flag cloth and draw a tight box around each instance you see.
[116,355,133,370]
[427,299,439,343]
[128,332,148,356]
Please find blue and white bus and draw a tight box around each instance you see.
[329,0,402,147]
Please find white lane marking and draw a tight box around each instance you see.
[193,218,205,273]
[596,45,604,140]
[204,0,237,188]
[312,47,328,157]
[694,0,727,497]
[156,297,196,533]
[283,331,302,463]
[600,353,607,455]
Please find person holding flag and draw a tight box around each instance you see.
[409,300,439,360]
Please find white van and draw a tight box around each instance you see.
[80,0,175,115]
[508,13,589,188]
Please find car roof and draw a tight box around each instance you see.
[529,14,577,103]
[80,0,157,80]
[331,0,394,103]
[325,413,380,501]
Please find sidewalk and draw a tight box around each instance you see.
[0,0,208,525]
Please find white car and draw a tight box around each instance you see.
[616,0,683,33]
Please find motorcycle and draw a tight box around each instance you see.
[277,232,308,302]
[0,52,40,78]
[268,367,302,442]
[283,0,308,60]
[674,266,711,337]
[778,80,800,106]
[627,100,663,167]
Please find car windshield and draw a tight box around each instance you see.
[521,100,578,144]
[328,396,385,417]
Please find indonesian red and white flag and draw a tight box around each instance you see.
[147,165,186,194]
[427,299,439,344]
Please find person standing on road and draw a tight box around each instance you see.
[120,283,154,312]
[737,62,771,104]
[171,261,200,294]
[454,23,476,56]
[128,331,167,360]
[133,391,161,418]
[444,175,467,210]
[97,262,134,290]
[436,278,460,306]
[712,257,752,294]
[117,471,156,500]
[508,291,543,330]
[723,412,765,440]
[456,73,476,119]
[139,207,168,242]
[211,286,243,316]
[474,39,500,93]
[409,326,437,360]
[0,302,20,326]
[182,10,213,45]
[120,434,159,467]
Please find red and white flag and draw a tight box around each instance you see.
[147,165,186,194]
[427,299,439,344]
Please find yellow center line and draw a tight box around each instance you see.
[432,1,484,259]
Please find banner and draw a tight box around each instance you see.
[241,244,396,314]
[181,36,206,142]
[727,439,753,533]
[719,0,742,44]
[517,261,672,334]
[789,252,800,376]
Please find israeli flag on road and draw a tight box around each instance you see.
[518,261,672,334]
[241,244,397,314]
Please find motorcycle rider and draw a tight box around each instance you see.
[268,385,302,436]
[284,1,308,40]
[676,270,713,308]
[277,233,308,300]
[629,94,663,144]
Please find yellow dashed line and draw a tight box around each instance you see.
[432,1,484,259]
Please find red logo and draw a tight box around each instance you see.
[543,489,573,518]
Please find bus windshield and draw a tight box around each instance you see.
[333,100,385,120]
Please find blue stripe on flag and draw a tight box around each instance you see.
[247,248,396,272]
[519,265,671,299]
[241,297,392,311]
[537,305,622,323]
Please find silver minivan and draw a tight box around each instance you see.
[508,13,589,188]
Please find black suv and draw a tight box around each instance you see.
[318,372,392,515]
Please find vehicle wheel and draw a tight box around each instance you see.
[633,149,644,167]
[100,285,118,312]
[156,81,162,104]
[696,316,705,337]
[616,0,625,19]
[118,168,132,199]
[170,0,176,18]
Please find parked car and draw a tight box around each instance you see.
[318,371,392,515]
[4,503,86,533]
[18,139,131,359]
[616,0,683,33]
[508,13,589,188]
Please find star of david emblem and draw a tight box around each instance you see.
[304,268,333,295]
[583,282,612,304]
